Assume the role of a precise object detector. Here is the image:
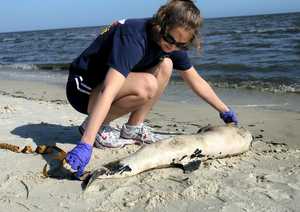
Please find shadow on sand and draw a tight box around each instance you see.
[11,122,81,180]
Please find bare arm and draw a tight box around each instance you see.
[82,68,125,145]
[180,66,229,113]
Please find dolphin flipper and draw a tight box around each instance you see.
[181,160,201,173]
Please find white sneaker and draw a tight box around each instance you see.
[120,123,165,144]
[79,120,137,148]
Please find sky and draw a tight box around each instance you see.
[0,0,300,33]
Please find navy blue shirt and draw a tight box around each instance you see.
[70,18,192,88]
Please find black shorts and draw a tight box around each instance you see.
[66,74,92,114]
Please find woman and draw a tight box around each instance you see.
[65,0,238,178]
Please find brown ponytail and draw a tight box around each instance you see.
[151,0,203,51]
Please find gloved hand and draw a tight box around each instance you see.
[219,108,238,125]
[66,142,93,179]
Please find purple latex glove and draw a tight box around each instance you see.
[219,108,238,125]
[66,142,93,178]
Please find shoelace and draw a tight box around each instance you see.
[100,126,120,140]
[138,125,155,143]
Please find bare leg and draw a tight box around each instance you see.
[88,73,157,124]
[87,58,173,125]
[127,58,173,125]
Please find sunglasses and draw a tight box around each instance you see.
[161,28,192,50]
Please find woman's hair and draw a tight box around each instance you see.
[150,0,203,50]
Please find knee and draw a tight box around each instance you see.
[137,74,158,101]
[138,58,173,100]
[158,57,173,79]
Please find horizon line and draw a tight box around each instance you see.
[1,11,299,34]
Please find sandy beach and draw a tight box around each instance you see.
[0,79,300,212]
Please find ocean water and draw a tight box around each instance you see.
[0,12,299,95]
